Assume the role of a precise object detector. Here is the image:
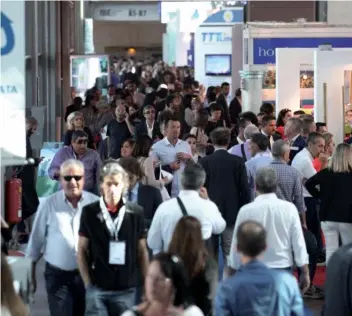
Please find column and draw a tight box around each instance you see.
[239,70,264,113]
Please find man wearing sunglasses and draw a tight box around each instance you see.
[135,104,162,141]
[49,130,102,195]
[27,159,99,316]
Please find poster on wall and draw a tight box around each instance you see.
[70,55,110,99]
[0,0,26,166]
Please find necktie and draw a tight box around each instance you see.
[268,136,271,150]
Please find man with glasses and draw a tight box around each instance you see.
[49,130,102,194]
[27,159,99,316]
[136,104,162,141]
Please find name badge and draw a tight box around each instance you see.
[109,241,126,265]
[290,146,299,151]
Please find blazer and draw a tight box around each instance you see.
[229,97,242,125]
[305,169,352,223]
[135,120,163,141]
[199,149,251,226]
[216,94,231,127]
[289,135,307,164]
[137,183,163,228]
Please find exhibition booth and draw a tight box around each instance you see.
[239,22,352,113]
[194,8,243,89]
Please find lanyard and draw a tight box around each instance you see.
[99,198,126,240]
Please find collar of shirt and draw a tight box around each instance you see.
[290,134,300,143]
[62,190,85,211]
[146,120,155,130]
[254,193,277,202]
[69,145,89,160]
[254,151,271,158]
[214,147,228,152]
[163,137,182,147]
[302,148,314,161]
[179,190,200,198]
[261,131,268,137]
[237,136,244,144]
[270,159,286,165]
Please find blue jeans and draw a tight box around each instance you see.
[44,263,85,316]
[85,286,135,316]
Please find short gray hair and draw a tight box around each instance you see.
[244,124,260,140]
[100,161,129,190]
[60,159,84,174]
[255,168,277,194]
[180,164,206,191]
[271,140,290,158]
[287,117,302,133]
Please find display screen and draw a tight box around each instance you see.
[205,54,231,76]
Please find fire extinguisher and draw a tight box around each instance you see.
[5,175,22,224]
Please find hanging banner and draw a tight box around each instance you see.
[0,0,26,166]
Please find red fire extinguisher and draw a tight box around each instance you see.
[5,178,22,224]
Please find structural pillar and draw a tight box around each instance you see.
[239,70,264,113]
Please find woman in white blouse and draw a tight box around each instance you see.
[132,135,167,189]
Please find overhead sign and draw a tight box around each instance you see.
[202,8,243,24]
[92,2,160,22]
[0,1,26,166]
[201,32,232,43]
[253,37,352,64]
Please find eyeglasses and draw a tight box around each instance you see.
[76,139,88,145]
[144,110,155,115]
[63,175,83,182]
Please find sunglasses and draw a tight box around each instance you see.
[76,139,88,145]
[144,110,155,115]
[63,175,83,182]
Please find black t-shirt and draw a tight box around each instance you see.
[79,201,145,291]
[107,120,132,158]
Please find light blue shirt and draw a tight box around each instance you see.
[126,182,140,203]
[245,152,273,200]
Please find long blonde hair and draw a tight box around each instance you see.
[66,111,84,130]
[1,253,29,316]
[329,143,352,173]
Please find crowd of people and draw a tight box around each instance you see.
[1,65,352,316]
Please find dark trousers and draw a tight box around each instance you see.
[304,197,323,251]
[44,262,85,316]
[298,228,318,284]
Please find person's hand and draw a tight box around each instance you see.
[199,187,208,199]
[299,272,310,294]
[318,153,329,167]
[1,216,9,229]
[170,161,180,171]
[176,152,191,161]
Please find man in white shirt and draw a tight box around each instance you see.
[291,132,326,255]
[151,117,193,197]
[27,159,99,316]
[228,168,310,293]
[147,163,226,254]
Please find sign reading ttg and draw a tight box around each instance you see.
[201,32,232,43]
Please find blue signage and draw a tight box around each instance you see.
[187,33,195,68]
[1,12,15,55]
[203,8,243,24]
[201,32,231,43]
[253,37,352,64]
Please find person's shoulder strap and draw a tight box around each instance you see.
[176,197,188,216]
[240,143,247,162]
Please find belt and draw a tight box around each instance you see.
[46,262,79,274]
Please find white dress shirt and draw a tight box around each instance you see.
[147,190,226,254]
[291,148,316,197]
[26,190,99,271]
[261,130,274,148]
[151,137,192,197]
[146,120,154,139]
[228,193,308,269]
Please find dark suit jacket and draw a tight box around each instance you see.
[229,97,242,125]
[135,120,163,141]
[289,135,307,164]
[17,134,40,218]
[216,94,231,127]
[199,150,250,226]
[137,183,162,228]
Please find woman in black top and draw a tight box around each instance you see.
[306,143,352,264]
[64,111,95,149]
[168,216,217,315]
